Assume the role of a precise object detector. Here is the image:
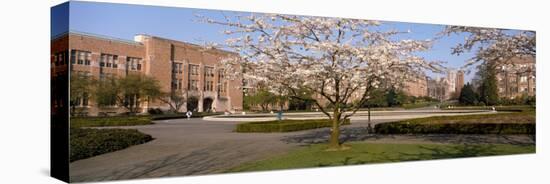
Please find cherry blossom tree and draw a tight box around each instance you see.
[442,26,536,100]
[202,13,442,150]
[441,26,535,69]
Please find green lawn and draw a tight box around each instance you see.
[70,116,152,128]
[227,142,535,172]
[401,110,535,125]
[236,119,350,133]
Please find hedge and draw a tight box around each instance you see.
[71,116,152,128]
[374,122,535,134]
[236,119,351,133]
[70,128,153,162]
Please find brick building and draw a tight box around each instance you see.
[455,70,465,96]
[496,56,536,98]
[51,31,243,116]
[403,75,428,97]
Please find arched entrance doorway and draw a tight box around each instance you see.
[187,96,198,112]
[203,97,214,112]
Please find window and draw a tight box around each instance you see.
[204,81,214,91]
[520,76,527,83]
[189,64,199,75]
[172,63,183,74]
[71,50,91,65]
[54,51,67,66]
[220,82,228,93]
[172,79,183,90]
[204,67,214,77]
[218,69,225,79]
[124,94,140,107]
[127,57,142,71]
[188,80,198,90]
[100,54,118,68]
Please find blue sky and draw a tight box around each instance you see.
[54,1,480,82]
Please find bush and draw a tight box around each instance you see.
[236,119,351,133]
[147,108,164,115]
[374,122,535,134]
[71,116,152,128]
[70,128,153,162]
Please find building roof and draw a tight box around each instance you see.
[51,30,237,55]
[51,30,143,46]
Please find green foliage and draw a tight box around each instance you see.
[477,63,499,105]
[244,88,279,111]
[499,95,536,106]
[288,88,315,111]
[94,74,161,114]
[70,116,152,128]
[361,89,388,108]
[459,83,478,105]
[374,112,535,134]
[70,128,153,162]
[227,142,535,172]
[375,122,534,134]
[69,73,94,116]
[236,119,351,132]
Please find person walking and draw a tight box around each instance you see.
[186,110,193,119]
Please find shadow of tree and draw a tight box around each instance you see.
[282,126,535,146]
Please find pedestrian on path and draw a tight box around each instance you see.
[186,110,193,119]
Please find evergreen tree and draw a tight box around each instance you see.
[477,62,499,105]
[459,83,477,105]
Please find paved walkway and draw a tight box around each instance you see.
[69,109,531,182]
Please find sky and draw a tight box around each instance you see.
[53,1,487,82]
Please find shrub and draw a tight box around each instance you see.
[147,108,164,115]
[236,119,351,133]
[374,122,535,134]
[71,116,152,128]
[70,128,153,162]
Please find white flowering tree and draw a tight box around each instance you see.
[441,26,535,69]
[202,14,442,150]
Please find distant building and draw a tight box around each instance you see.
[455,70,465,96]
[403,75,428,97]
[496,56,536,99]
[427,77,448,101]
[427,69,464,101]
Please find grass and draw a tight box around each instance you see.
[70,116,153,128]
[399,110,535,125]
[226,142,535,172]
[374,110,535,134]
[70,128,153,162]
[236,119,351,133]
[441,105,535,112]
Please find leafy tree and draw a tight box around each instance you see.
[244,88,278,111]
[459,83,477,105]
[95,74,161,115]
[386,88,406,107]
[69,73,94,116]
[158,90,186,113]
[288,88,315,111]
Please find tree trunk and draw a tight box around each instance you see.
[328,108,341,149]
[368,106,371,123]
